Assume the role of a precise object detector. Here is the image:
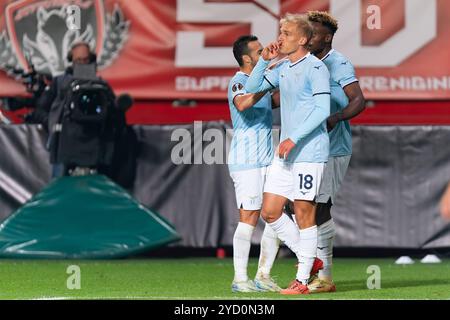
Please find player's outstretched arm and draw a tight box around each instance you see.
[327,82,366,131]
[245,58,274,93]
[440,183,450,220]
[245,42,280,93]
[233,91,267,112]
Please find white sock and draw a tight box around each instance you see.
[233,222,255,282]
[257,223,280,277]
[317,218,335,280]
[296,225,318,285]
[268,214,302,260]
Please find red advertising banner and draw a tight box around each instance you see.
[0,0,449,100]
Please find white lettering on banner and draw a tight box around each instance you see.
[360,76,450,92]
[175,0,279,67]
[176,76,232,91]
[331,0,437,67]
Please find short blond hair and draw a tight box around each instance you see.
[307,11,338,34]
[280,13,314,42]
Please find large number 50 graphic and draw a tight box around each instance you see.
[175,0,279,67]
[175,0,437,68]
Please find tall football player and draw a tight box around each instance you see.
[306,11,366,293]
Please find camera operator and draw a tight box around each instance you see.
[36,42,98,176]
[37,41,137,188]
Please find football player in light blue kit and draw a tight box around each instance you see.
[306,11,366,293]
[228,35,282,293]
[246,14,330,295]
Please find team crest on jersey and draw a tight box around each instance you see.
[0,0,130,77]
[232,83,243,92]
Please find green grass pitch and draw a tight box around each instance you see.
[0,258,449,299]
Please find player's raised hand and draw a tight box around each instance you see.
[262,42,280,61]
[278,138,296,160]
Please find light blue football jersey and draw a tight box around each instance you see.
[245,54,330,163]
[227,71,273,172]
[321,49,358,156]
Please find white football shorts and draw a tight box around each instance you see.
[230,166,268,210]
[264,157,325,201]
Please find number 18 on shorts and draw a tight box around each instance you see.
[293,162,325,201]
[264,159,325,201]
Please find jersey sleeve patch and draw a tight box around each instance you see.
[232,83,244,92]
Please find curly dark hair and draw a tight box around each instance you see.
[307,11,339,35]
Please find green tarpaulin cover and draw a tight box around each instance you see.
[0,175,180,258]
